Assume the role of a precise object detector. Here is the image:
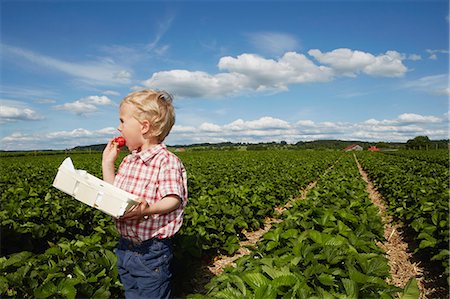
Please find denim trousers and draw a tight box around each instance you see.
[115,237,173,299]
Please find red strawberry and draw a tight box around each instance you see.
[113,136,126,148]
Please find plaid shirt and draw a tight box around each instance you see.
[114,143,187,241]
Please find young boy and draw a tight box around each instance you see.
[102,89,187,299]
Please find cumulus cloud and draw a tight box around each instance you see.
[0,100,44,123]
[168,112,448,145]
[1,112,447,150]
[224,117,291,131]
[143,52,333,98]
[143,70,250,98]
[142,48,409,99]
[53,95,115,115]
[308,48,407,77]
[2,44,132,86]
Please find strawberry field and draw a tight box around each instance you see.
[0,149,448,298]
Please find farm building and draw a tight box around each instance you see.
[368,146,380,152]
[343,144,363,151]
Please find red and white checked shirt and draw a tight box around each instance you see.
[113,143,187,242]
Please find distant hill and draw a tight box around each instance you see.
[71,144,108,151]
[69,139,448,152]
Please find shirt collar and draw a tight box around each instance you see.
[131,143,166,163]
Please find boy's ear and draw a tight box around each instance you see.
[140,120,151,135]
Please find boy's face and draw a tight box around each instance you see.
[118,103,144,151]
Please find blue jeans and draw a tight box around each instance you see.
[115,237,173,299]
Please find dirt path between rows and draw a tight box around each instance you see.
[184,180,318,295]
[206,179,318,276]
[353,154,428,297]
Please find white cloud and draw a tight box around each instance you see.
[407,54,422,61]
[102,90,121,97]
[397,113,441,123]
[224,117,291,131]
[143,52,333,98]
[402,74,449,95]
[219,52,333,86]
[199,122,222,132]
[0,100,44,123]
[247,32,300,56]
[308,48,408,77]
[143,69,250,98]
[426,49,450,60]
[2,44,132,86]
[53,95,114,115]
[142,48,409,99]
[172,112,448,145]
[1,112,447,150]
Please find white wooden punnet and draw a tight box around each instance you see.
[52,157,138,218]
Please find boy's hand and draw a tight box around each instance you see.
[120,198,149,221]
[102,139,120,184]
[102,139,121,164]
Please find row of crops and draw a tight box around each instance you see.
[356,150,449,282]
[0,150,339,298]
[0,149,447,298]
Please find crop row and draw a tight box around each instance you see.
[191,154,409,298]
[356,151,449,280]
[382,149,449,167]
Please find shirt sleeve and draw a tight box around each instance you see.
[158,157,185,202]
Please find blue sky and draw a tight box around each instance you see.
[1,0,448,150]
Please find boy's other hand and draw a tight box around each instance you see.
[120,198,149,221]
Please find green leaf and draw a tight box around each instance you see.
[0,251,33,269]
[214,287,244,299]
[91,286,111,299]
[262,265,286,279]
[271,274,297,288]
[228,274,247,297]
[73,265,86,279]
[309,230,323,244]
[0,276,9,293]
[281,229,298,239]
[342,278,358,299]
[58,280,77,299]
[34,282,58,298]
[400,277,420,299]
[317,273,335,286]
[419,239,436,249]
[266,241,278,251]
[431,249,450,261]
[255,283,277,299]
[241,272,269,290]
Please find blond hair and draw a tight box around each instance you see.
[121,89,175,142]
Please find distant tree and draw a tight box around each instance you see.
[375,142,390,148]
[406,136,432,149]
